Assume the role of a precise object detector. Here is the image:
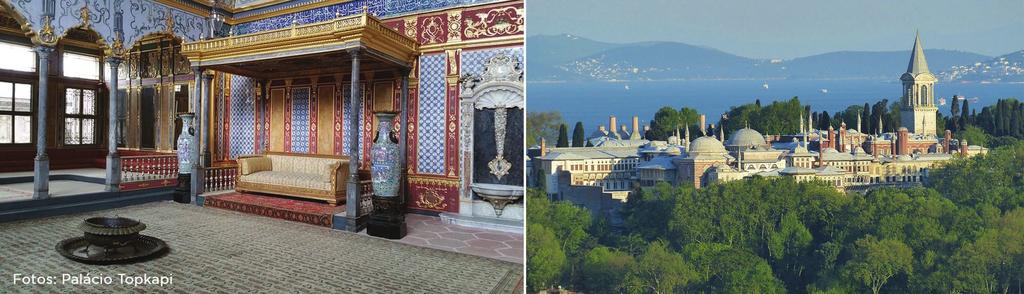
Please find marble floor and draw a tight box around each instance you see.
[0,180,107,203]
[360,214,524,264]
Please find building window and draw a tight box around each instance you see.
[64,88,96,145]
[0,82,33,144]
[0,42,36,72]
[62,52,100,80]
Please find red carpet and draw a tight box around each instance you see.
[204,192,345,228]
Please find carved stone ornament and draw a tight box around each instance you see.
[457,53,524,182]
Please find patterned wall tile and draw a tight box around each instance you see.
[416,54,447,175]
[229,76,257,158]
[291,87,311,153]
[234,0,503,34]
[460,46,523,77]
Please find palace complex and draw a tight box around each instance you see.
[529,34,986,220]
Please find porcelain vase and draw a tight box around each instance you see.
[370,112,400,197]
[176,113,195,174]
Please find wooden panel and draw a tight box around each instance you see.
[372,81,395,112]
[317,85,335,155]
[270,88,285,152]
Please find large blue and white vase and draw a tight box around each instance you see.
[371,112,400,197]
[176,113,195,174]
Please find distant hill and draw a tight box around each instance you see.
[939,50,1024,83]
[528,34,1003,82]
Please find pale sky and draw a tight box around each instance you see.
[527,0,1024,59]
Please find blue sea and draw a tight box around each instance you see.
[527,80,1024,131]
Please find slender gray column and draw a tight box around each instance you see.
[399,71,409,202]
[190,67,203,200]
[33,46,53,200]
[201,73,213,168]
[346,49,363,231]
[105,57,123,192]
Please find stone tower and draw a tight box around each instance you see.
[899,32,938,136]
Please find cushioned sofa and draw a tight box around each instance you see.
[235,152,350,205]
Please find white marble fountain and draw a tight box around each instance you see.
[439,53,524,233]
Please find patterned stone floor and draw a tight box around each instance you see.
[0,180,106,203]
[0,202,523,293]
[361,214,524,264]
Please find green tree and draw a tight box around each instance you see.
[527,223,566,292]
[845,236,914,294]
[956,125,989,147]
[527,111,564,146]
[581,246,635,293]
[556,124,569,147]
[571,121,586,147]
[950,96,961,131]
[623,241,698,294]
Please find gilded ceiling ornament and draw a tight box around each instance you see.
[463,7,524,39]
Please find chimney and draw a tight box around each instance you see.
[960,139,968,156]
[539,137,547,157]
[609,115,618,139]
[872,141,878,158]
[944,130,952,154]
[897,127,909,155]
[827,126,835,150]
[599,125,607,135]
[699,114,707,135]
[838,122,847,153]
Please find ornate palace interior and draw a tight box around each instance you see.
[0,0,525,286]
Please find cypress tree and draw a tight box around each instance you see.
[960,101,970,130]
[862,103,872,132]
[571,122,586,147]
[950,96,960,130]
[556,124,569,147]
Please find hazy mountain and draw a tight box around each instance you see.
[529,34,1006,82]
[939,50,1024,83]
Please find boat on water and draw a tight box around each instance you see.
[762,82,769,89]
[820,88,829,94]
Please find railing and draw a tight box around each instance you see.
[119,155,178,191]
[203,165,239,193]
[181,12,417,55]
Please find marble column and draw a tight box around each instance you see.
[190,67,203,199]
[33,46,53,200]
[399,71,410,201]
[346,49,363,231]
[105,57,123,192]
[201,73,213,168]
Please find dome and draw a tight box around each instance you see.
[727,128,767,147]
[689,136,728,154]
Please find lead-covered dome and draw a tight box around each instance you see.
[689,136,728,154]
[727,127,767,147]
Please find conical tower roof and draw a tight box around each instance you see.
[907,31,930,75]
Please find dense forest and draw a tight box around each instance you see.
[527,142,1024,293]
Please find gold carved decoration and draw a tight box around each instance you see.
[464,7,524,39]
[445,49,458,75]
[79,6,91,27]
[415,189,448,210]
[447,11,461,42]
[403,18,417,39]
[409,175,460,187]
[165,9,175,35]
[107,32,126,58]
[36,16,58,46]
[419,15,444,44]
